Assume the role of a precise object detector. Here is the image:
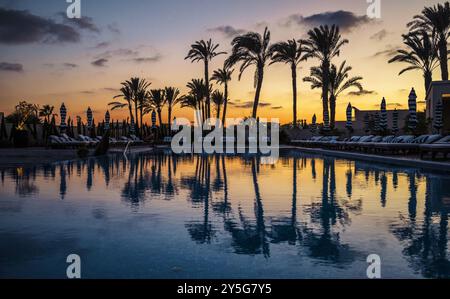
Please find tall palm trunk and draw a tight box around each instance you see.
[204,60,211,119]
[252,65,264,118]
[321,61,330,129]
[291,64,298,126]
[424,70,432,95]
[438,34,448,80]
[139,106,143,136]
[216,103,221,119]
[128,103,134,128]
[168,106,172,136]
[157,108,163,134]
[222,82,228,126]
[134,102,139,133]
[329,94,336,129]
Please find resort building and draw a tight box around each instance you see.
[426,80,450,134]
[350,108,410,134]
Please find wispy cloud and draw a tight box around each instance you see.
[0,62,23,72]
[207,25,245,38]
[282,10,374,32]
[370,29,389,41]
[131,54,162,64]
[348,89,377,96]
[91,58,108,67]
[0,8,80,44]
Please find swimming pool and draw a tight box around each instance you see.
[0,150,449,278]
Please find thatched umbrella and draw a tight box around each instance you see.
[323,110,330,131]
[346,103,353,131]
[408,88,418,131]
[392,109,399,136]
[105,110,110,130]
[86,107,93,129]
[151,110,157,129]
[373,113,380,133]
[433,99,443,134]
[380,97,387,131]
[76,116,82,135]
[311,114,317,133]
[130,117,135,135]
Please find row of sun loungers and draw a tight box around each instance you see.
[48,134,144,148]
[292,135,450,159]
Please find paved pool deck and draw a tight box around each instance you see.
[289,146,450,173]
[0,146,154,169]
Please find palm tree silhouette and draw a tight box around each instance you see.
[408,2,450,80]
[269,39,307,126]
[185,39,226,119]
[38,105,54,123]
[109,85,135,128]
[302,25,348,130]
[304,61,362,128]
[211,90,224,120]
[125,77,151,134]
[225,27,271,119]
[389,31,439,94]
[164,87,182,135]
[148,89,166,132]
[185,78,210,123]
[211,66,234,124]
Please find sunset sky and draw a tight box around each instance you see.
[0,0,443,124]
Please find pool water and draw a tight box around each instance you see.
[0,150,449,278]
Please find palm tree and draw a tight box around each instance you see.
[304,61,363,128]
[186,78,210,123]
[211,66,233,125]
[225,27,271,118]
[109,85,135,125]
[408,2,450,80]
[211,90,224,119]
[39,105,54,123]
[165,87,182,134]
[185,39,226,119]
[136,87,151,135]
[302,25,348,130]
[328,61,363,127]
[124,77,151,133]
[389,31,439,94]
[148,89,166,130]
[269,39,306,126]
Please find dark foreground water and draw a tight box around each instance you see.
[0,150,449,279]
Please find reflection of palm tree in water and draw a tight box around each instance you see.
[184,156,215,244]
[380,172,387,208]
[222,157,269,257]
[59,164,66,200]
[390,175,450,278]
[300,158,359,264]
[268,157,301,245]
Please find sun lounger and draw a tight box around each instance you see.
[420,135,450,159]
[373,135,441,154]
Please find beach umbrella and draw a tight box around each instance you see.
[433,99,443,133]
[60,103,67,130]
[311,114,317,132]
[392,109,399,135]
[130,117,135,135]
[86,107,93,129]
[151,110,157,129]
[346,103,353,131]
[104,111,110,130]
[408,88,418,131]
[323,110,330,131]
[364,113,370,133]
[373,113,380,132]
[380,97,387,131]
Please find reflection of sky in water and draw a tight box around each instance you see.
[0,151,449,279]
